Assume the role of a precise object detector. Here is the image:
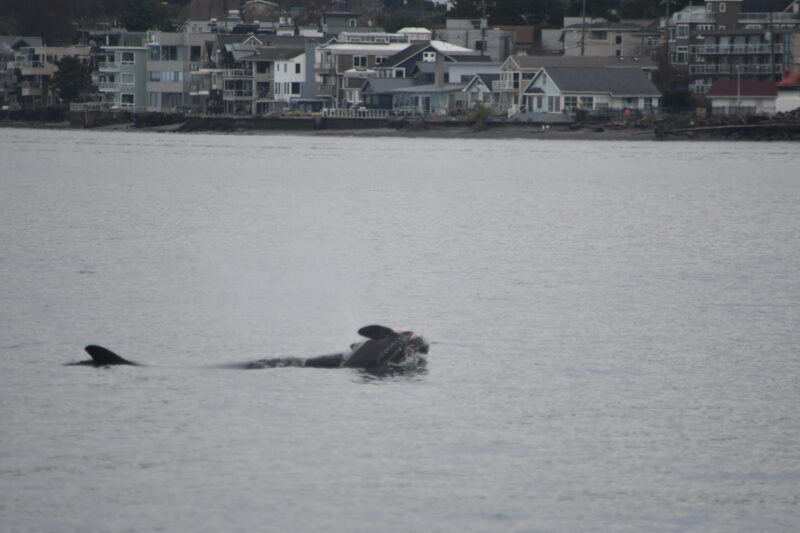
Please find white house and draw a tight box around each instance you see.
[706,80,778,115]
[522,66,661,114]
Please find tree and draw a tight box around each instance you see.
[51,56,93,105]
[119,0,183,31]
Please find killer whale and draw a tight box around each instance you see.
[74,325,428,371]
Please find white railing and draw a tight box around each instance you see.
[98,61,119,71]
[692,44,784,55]
[392,106,422,116]
[13,60,45,69]
[223,69,253,78]
[322,108,388,119]
[492,79,515,91]
[223,89,253,98]
[689,63,783,75]
[97,81,119,91]
[70,102,113,111]
[740,12,800,22]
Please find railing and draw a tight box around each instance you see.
[70,102,113,111]
[689,63,783,75]
[492,79,515,91]
[740,12,800,22]
[692,44,784,55]
[316,83,335,96]
[13,60,45,69]
[392,106,423,116]
[223,89,253,98]
[223,69,253,78]
[98,61,120,72]
[322,108,388,119]
[97,81,119,91]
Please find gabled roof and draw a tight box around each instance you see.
[505,54,657,71]
[0,36,43,53]
[361,77,417,94]
[463,73,500,92]
[707,81,778,97]
[381,42,429,68]
[528,67,661,96]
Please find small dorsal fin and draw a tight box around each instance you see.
[357,325,396,340]
[84,345,137,366]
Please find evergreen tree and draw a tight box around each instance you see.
[51,56,93,104]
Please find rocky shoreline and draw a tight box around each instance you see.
[3,109,800,141]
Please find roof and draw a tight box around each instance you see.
[249,47,304,60]
[0,36,43,53]
[507,54,657,70]
[361,78,417,94]
[564,21,649,30]
[463,73,500,92]
[393,83,467,94]
[531,66,661,96]
[707,81,778,97]
[777,72,800,88]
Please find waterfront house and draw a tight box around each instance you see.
[0,36,43,109]
[11,44,92,108]
[495,54,658,113]
[360,77,415,109]
[461,73,500,109]
[521,66,661,114]
[706,80,778,114]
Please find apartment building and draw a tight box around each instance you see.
[10,45,91,108]
[669,0,800,93]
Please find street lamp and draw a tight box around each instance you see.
[735,64,741,114]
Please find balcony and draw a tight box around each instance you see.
[692,44,784,55]
[740,12,800,23]
[689,63,783,75]
[223,69,253,78]
[98,61,120,72]
[316,83,335,96]
[223,89,253,99]
[492,79,516,91]
[97,81,119,91]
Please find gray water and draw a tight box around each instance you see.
[1,128,798,532]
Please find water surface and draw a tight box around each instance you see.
[1,129,798,532]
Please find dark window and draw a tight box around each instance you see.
[256,62,268,74]
[295,63,301,74]
[190,46,201,62]
[290,82,301,94]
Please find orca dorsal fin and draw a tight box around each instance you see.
[357,325,396,340]
[84,345,137,366]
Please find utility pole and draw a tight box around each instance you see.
[481,0,487,58]
[580,0,586,56]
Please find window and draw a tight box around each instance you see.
[190,46,201,62]
[677,25,689,38]
[719,2,726,12]
[256,62,268,74]
[547,95,560,112]
[698,24,715,31]
[578,96,594,109]
[564,96,578,110]
[120,73,134,86]
[616,49,622,57]
[394,68,405,78]
[121,51,134,64]
[422,51,436,62]
[353,55,367,68]
[615,33,622,45]
[706,3,713,13]
[589,31,608,41]
[475,40,485,52]
[148,92,160,107]
[290,82,301,94]
[149,71,160,81]
[295,63,301,74]
[121,94,133,104]
[349,18,356,28]
[376,56,387,65]
[674,46,688,64]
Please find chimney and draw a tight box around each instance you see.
[434,52,444,87]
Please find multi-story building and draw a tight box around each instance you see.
[433,19,516,62]
[10,45,91,108]
[669,0,800,94]
[95,33,149,112]
[561,20,661,58]
[1,37,43,109]
[145,30,217,112]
